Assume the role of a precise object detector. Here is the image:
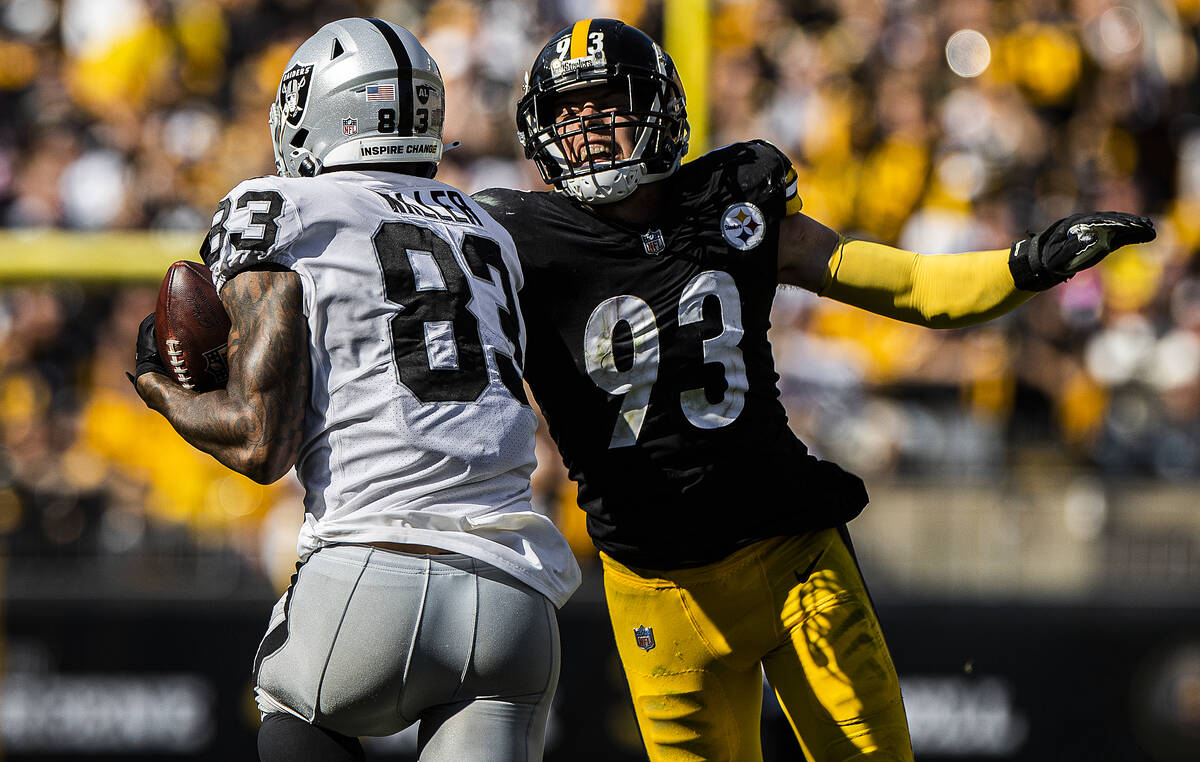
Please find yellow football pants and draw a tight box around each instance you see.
[601,527,913,761]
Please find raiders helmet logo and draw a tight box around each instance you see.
[280,63,314,127]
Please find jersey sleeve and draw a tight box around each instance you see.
[201,175,304,292]
[471,187,539,266]
[470,187,511,214]
[471,188,527,235]
[744,140,802,218]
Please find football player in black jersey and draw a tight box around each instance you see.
[474,18,1155,762]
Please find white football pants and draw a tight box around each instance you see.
[253,544,560,761]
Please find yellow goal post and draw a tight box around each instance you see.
[0,229,199,283]
[664,0,710,161]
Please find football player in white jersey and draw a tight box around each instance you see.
[129,18,580,762]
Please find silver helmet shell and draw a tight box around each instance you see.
[269,18,445,178]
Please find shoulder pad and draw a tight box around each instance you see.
[472,187,529,214]
[202,176,303,291]
[746,140,801,215]
[674,141,796,216]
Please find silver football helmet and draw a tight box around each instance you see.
[269,18,446,178]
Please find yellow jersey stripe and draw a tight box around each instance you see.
[570,19,592,58]
[784,165,802,215]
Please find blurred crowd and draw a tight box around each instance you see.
[0,0,1197,589]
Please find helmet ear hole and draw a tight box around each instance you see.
[291,129,309,148]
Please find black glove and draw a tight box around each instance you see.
[126,313,169,388]
[1008,211,1156,291]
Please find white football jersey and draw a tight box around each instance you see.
[206,170,580,607]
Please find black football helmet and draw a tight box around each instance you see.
[517,19,689,204]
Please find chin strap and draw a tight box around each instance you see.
[280,147,323,178]
[563,160,663,204]
[298,156,319,177]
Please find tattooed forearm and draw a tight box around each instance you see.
[138,268,310,483]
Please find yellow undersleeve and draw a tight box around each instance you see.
[820,237,1033,328]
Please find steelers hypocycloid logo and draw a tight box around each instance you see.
[721,202,766,250]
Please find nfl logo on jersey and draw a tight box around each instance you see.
[634,625,656,651]
[641,229,666,256]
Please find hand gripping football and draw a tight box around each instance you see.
[155,260,231,392]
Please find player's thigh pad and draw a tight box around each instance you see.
[760,528,912,761]
[253,545,560,744]
[601,543,791,762]
[411,561,561,762]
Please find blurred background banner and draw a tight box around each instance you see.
[0,0,1197,760]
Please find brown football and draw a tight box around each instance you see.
[155,260,231,392]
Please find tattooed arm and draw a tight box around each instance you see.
[134,268,309,484]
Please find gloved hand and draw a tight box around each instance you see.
[126,313,169,389]
[1008,211,1155,291]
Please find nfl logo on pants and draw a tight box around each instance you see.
[634,626,655,651]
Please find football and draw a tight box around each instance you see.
[155,260,231,392]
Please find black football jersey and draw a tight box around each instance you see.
[474,140,867,569]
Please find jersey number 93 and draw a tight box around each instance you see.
[584,270,747,448]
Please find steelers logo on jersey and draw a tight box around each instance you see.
[721,202,766,251]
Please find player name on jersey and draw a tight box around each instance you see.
[374,189,483,227]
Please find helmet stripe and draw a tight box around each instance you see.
[365,18,414,137]
[569,19,592,59]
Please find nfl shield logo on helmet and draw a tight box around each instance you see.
[342,117,358,136]
[634,625,656,651]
